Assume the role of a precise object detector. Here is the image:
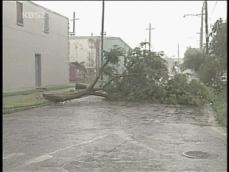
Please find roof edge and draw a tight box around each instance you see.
[28,1,68,20]
[69,36,132,49]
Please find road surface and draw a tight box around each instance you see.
[3,96,227,172]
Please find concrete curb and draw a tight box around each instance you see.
[3,102,51,114]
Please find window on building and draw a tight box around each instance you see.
[44,13,49,33]
[16,1,23,26]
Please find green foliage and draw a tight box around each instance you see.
[208,86,227,127]
[103,47,209,106]
[103,46,125,65]
[183,47,205,72]
[102,46,125,79]
[194,18,227,126]
[198,19,227,88]
[163,74,209,106]
[182,19,227,90]
[209,18,227,70]
[164,74,190,105]
[108,48,169,101]
[188,79,209,105]
[103,65,118,77]
[198,56,223,89]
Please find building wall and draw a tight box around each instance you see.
[3,1,69,92]
[69,36,131,73]
[69,63,86,82]
[103,37,131,74]
[69,37,97,69]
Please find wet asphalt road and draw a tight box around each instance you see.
[3,96,227,172]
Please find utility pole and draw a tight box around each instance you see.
[73,12,75,35]
[145,39,147,50]
[100,0,105,80]
[69,12,79,36]
[178,43,180,64]
[200,2,204,49]
[183,2,205,49]
[204,0,209,55]
[146,23,155,51]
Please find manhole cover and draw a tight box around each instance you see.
[182,151,210,159]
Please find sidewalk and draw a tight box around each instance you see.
[3,85,75,114]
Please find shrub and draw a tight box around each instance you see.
[162,75,209,106]
[104,47,210,106]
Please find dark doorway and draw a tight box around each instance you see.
[35,54,41,88]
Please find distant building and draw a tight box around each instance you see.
[69,36,131,82]
[3,1,69,92]
[163,57,183,75]
[69,62,87,82]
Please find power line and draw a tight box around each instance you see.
[183,13,202,18]
[183,1,205,49]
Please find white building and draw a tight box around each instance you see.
[69,36,131,76]
[3,1,69,92]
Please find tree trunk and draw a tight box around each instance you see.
[43,59,110,102]
[43,89,108,102]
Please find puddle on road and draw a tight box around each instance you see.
[182,151,218,159]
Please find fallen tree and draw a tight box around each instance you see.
[43,47,125,102]
[43,45,210,106]
[43,89,108,102]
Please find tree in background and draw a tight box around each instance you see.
[104,47,169,102]
[182,19,227,89]
[183,47,205,72]
[209,18,227,70]
[104,47,209,106]
[199,19,227,88]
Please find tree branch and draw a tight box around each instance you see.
[86,59,110,91]
[102,73,145,89]
[91,91,109,98]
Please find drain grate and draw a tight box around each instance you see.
[182,151,210,159]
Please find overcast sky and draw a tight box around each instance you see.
[35,1,227,58]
